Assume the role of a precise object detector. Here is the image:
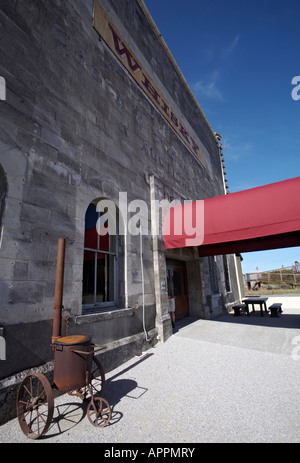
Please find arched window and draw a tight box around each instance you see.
[82,200,118,310]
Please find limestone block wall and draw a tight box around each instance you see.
[0,0,239,397]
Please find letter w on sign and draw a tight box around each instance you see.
[109,24,141,73]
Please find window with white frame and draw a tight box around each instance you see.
[82,201,118,309]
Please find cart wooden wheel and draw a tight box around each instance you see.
[87,397,111,427]
[16,372,54,439]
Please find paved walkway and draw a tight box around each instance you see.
[1,295,300,443]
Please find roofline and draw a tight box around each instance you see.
[136,0,218,143]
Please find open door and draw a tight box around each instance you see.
[167,259,189,320]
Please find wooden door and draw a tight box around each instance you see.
[167,260,189,320]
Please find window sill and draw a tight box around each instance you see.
[82,304,119,315]
[75,307,134,325]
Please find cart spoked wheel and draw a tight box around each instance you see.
[87,397,111,427]
[86,356,106,398]
[16,373,54,439]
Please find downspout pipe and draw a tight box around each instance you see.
[52,238,66,342]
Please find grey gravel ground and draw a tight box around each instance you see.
[1,296,299,444]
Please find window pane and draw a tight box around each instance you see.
[107,254,115,301]
[84,204,98,250]
[84,203,111,252]
[82,251,115,304]
[82,251,96,304]
[98,229,109,252]
[96,254,115,302]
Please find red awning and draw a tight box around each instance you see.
[164,177,300,256]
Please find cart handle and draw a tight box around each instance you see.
[70,345,107,355]
[92,344,107,352]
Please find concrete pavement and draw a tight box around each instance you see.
[0,295,299,443]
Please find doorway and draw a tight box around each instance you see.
[166,259,189,320]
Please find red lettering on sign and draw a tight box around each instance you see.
[179,124,190,143]
[109,24,141,73]
[170,112,178,127]
[160,99,170,116]
[190,136,200,154]
[141,73,161,104]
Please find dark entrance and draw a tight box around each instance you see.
[166,259,189,320]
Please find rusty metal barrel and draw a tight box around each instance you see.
[53,335,93,391]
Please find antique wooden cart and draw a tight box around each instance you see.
[16,239,111,439]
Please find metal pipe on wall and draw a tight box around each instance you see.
[52,238,66,342]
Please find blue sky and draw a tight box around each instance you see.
[144,0,300,273]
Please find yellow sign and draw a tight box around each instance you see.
[93,1,205,165]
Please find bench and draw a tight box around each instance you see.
[269,303,283,317]
[232,303,248,316]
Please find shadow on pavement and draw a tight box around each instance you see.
[173,309,300,331]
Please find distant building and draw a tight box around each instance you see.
[246,267,262,290]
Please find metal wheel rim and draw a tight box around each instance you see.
[16,373,54,439]
[87,397,111,427]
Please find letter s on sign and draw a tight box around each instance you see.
[291,76,300,101]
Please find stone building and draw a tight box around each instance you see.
[0,0,241,422]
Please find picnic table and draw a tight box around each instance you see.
[242,297,268,317]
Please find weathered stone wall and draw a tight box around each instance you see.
[0,0,238,406]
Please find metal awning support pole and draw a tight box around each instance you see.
[52,238,66,343]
